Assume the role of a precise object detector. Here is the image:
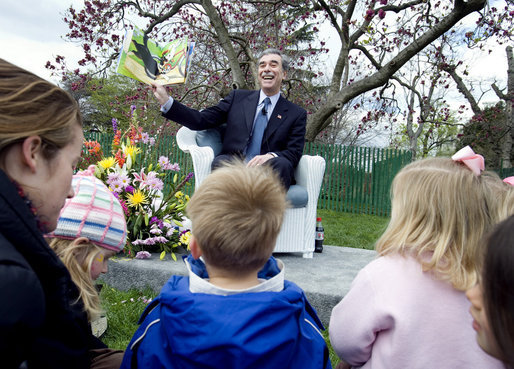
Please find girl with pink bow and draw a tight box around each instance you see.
[329,149,504,369]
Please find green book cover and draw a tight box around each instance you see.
[116,26,195,85]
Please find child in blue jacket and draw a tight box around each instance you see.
[121,161,331,369]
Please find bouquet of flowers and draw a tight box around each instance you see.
[81,116,193,261]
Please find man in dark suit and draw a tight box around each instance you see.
[151,49,306,189]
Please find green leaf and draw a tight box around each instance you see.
[144,213,149,226]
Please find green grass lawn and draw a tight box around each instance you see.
[99,211,389,367]
[318,209,389,250]
[100,285,156,350]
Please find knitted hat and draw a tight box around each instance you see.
[49,173,127,252]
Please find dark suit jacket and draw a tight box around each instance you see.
[164,89,307,169]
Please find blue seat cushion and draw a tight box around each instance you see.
[286,185,308,208]
[196,126,224,157]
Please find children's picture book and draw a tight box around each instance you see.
[116,26,195,85]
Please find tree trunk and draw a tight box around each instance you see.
[501,46,513,168]
[305,0,487,141]
[201,0,248,90]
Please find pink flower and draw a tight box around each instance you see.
[109,179,124,193]
[119,174,130,188]
[141,132,150,144]
[135,251,151,259]
[148,178,164,191]
[107,172,120,185]
[132,168,147,185]
[365,8,374,21]
[158,156,170,167]
[150,226,163,235]
[138,171,163,190]
[167,163,180,171]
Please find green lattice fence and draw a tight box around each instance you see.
[304,143,412,216]
[85,133,414,216]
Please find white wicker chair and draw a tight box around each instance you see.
[176,126,325,258]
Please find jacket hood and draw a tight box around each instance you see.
[145,255,326,368]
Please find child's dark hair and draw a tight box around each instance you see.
[483,215,514,367]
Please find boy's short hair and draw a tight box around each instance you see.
[186,161,287,274]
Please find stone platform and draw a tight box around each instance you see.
[101,245,376,326]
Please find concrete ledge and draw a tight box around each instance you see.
[101,246,376,326]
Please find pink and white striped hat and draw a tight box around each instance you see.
[49,173,127,252]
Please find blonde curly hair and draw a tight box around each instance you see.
[376,157,493,291]
[48,238,104,321]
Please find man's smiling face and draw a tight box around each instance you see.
[258,53,286,96]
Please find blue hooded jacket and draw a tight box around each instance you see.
[121,256,331,369]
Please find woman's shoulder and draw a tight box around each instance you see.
[0,236,45,328]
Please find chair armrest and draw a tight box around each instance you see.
[176,127,214,189]
[295,155,326,253]
[176,126,198,151]
[295,155,326,202]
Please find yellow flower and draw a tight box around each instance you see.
[127,189,148,208]
[179,231,191,246]
[123,144,141,161]
[175,191,184,199]
[98,157,116,170]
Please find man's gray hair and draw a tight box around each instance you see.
[258,48,290,72]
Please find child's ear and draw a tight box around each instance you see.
[71,237,91,246]
[21,136,43,173]
[70,237,92,265]
[189,235,202,260]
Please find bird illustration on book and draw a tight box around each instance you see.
[131,36,159,79]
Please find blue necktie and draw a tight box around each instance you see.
[246,97,271,161]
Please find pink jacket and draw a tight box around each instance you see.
[329,254,503,369]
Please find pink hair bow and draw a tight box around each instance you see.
[451,146,485,176]
[503,176,514,186]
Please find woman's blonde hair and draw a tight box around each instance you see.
[376,157,492,291]
[48,238,103,321]
[0,58,82,163]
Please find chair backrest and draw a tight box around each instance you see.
[179,126,310,208]
[195,126,225,156]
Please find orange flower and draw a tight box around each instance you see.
[115,149,126,167]
[113,130,122,149]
